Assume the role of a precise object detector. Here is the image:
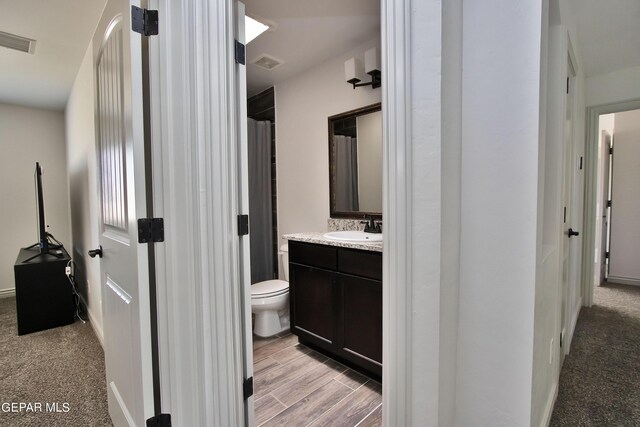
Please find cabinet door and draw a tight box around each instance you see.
[290,264,336,345]
[339,274,382,367]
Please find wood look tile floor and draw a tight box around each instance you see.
[253,333,382,426]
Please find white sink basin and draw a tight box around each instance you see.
[323,230,383,242]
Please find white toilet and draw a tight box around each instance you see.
[251,244,290,337]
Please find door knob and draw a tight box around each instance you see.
[568,228,580,238]
[88,246,103,258]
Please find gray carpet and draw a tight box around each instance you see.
[0,297,111,426]
[550,282,640,426]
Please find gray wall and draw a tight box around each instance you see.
[0,103,71,294]
[65,45,103,342]
[275,38,381,245]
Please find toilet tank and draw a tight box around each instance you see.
[279,243,289,281]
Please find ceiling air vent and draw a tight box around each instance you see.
[252,54,283,71]
[0,31,36,54]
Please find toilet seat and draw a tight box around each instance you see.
[251,279,289,299]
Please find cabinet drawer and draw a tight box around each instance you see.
[337,248,382,281]
[289,240,337,270]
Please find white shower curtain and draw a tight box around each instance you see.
[248,118,274,283]
[334,135,359,211]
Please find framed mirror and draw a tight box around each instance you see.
[328,102,382,219]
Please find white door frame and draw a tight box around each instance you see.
[147,0,444,425]
[583,98,640,307]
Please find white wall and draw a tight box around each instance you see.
[356,111,382,212]
[587,65,640,107]
[0,103,71,295]
[275,38,381,245]
[608,109,640,283]
[65,45,103,342]
[457,2,544,425]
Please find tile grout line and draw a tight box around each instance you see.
[352,379,370,391]
[269,364,337,408]
[353,402,383,427]
[303,381,359,427]
[333,377,358,390]
[256,394,288,427]
[270,393,288,409]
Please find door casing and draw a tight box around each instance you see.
[583,99,640,307]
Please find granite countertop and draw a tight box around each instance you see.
[283,232,383,252]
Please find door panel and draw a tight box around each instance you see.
[560,58,575,364]
[600,132,611,284]
[93,1,154,425]
[608,110,640,282]
[340,274,382,363]
[290,264,335,343]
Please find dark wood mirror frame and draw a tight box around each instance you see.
[328,102,382,219]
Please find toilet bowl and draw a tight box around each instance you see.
[251,244,290,337]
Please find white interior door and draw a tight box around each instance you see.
[93,1,154,425]
[235,1,255,424]
[560,58,576,363]
[599,132,612,284]
[608,110,640,283]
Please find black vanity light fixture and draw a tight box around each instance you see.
[345,47,381,89]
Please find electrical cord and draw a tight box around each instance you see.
[66,259,88,323]
[46,232,64,250]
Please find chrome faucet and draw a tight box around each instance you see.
[361,216,382,234]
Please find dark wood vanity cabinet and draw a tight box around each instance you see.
[288,240,382,379]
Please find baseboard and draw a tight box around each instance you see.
[606,276,640,287]
[541,381,559,427]
[78,293,104,348]
[565,297,582,355]
[0,287,16,298]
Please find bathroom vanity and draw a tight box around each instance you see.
[285,235,382,379]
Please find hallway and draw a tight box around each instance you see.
[550,283,640,426]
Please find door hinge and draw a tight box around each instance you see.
[146,413,171,427]
[235,40,246,65]
[238,214,249,236]
[560,331,563,348]
[138,218,165,243]
[243,377,254,400]
[132,5,159,36]
[605,251,610,259]
[607,200,612,208]
[566,77,569,94]
[579,156,583,170]
[609,146,613,155]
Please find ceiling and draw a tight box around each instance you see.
[0,0,636,109]
[243,0,380,97]
[0,0,106,110]
[567,0,640,77]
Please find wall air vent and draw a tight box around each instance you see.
[0,31,36,54]
[252,54,283,71]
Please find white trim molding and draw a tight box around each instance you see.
[583,98,640,307]
[0,288,15,299]
[78,292,104,347]
[540,381,559,427]
[607,277,640,287]
[382,0,444,425]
